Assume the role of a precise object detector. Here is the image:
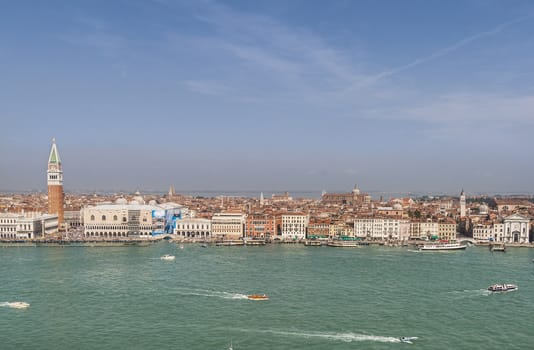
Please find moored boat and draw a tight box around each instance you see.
[487,284,518,292]
[489,243,506,252]
[419,242,466,251]
[304,240,323,246]
[327,241,361,247]
[247,294,269,301]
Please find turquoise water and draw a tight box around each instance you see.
[1,244,534,349]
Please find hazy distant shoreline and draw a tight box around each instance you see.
[2,189,533,200]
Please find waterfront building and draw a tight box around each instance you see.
[503,213,530,243]
[437,220,457,241]
[329,221,352,238]
[47,138,64,228]
[279,214,308,240]
[0,212,58,239]
[472,214,530,243]
[354,217,409,241]
[410,221,439,240]
[473,222,496,242]
[64,210,82,230]
[307,218,330,238]
[245,213,275,238]
[174,218,211,239]
[82,202,160,238]
[211,212,246,240]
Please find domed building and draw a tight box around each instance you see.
[132,195,145,205]
[322,182,371,206]
[115,198,127,205]
[479,204,489,215]
[392,203,403,211]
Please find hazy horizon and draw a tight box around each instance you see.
[1,1,533,194]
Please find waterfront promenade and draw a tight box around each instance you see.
[1,236,533,248]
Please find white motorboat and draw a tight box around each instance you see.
[160,254,175,261]
[487,284,518,292]
[419,242,466,251]
[1,302,30,309]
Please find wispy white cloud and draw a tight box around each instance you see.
[188,2,367,91]
[367,14,534,84]
[362,92,534,140]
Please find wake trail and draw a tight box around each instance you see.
[174,288,248,300]
[238,328,407,343]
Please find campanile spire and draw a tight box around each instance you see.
[47,138,64,227]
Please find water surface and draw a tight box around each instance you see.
[1,244,533,349]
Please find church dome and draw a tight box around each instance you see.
[129,200,140,205]
[148,200,157,206]
[392,203,403,210]
[115,198,127,205]
[479,204,489,215]
[133,196,144,204]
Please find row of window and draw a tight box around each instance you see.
[89,215,147,222]
[176,224,210,230]
[85,225,153,230]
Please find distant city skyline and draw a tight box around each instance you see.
[1,1,533,194]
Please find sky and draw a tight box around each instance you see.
[1,0,533,195]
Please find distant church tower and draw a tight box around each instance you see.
[168,185,176,198]
[460,189,466,218]
[47,138,64,227]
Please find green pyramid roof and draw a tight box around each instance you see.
[48,138,61,164]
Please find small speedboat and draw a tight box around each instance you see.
[247,294,269,301]
[160,254,175,261]
[2,302,30,309]
[487,284,518,292]
[400,336,418,344]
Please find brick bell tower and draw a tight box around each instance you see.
[47,138,64,228]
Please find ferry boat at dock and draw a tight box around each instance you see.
[215,240,244,246]
[489,243,506,252]
[304,240,323,246]
[419,242,467,251]
[327,241,361,247]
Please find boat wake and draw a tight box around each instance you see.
[447,289,491,299]
[0,301,30,309]
[175,288,248,300]
[242,329,408,343]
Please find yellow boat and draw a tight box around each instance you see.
[247,294,269,301]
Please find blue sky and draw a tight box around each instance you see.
[1,0,533,195]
